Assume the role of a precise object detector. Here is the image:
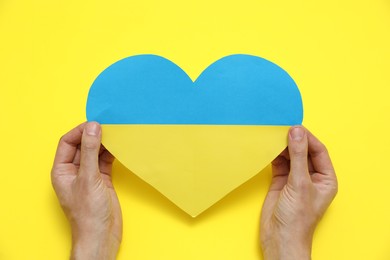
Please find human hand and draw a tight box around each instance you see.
[260,126,338,260]
[51,122,122,260]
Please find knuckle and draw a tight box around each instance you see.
[290,143,307,157]
[292,148,307,157]
[58,135,66,144]
[272,156,285,166]
[332,179,339,195]
[312,142,329,158]
[320,143,328,153]
[319,146,329,157]
[82,137,99,150]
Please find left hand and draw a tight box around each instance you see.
[51,122,122,260]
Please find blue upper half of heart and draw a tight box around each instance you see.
[86,54,303,125]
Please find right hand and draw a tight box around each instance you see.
[260,126,338,259]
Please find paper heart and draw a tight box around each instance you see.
[86,54,303,217]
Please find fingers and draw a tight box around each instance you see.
[99,149,115,176]
[79,122,102,178]
[53,122,86,165]
[270,154,290,191]
[288,126,310,182]
[271,148,289,177]
[306,130,336,176]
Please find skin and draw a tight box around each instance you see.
[260,126,338,260]
[51,123,337,259]
[51,122,122,259]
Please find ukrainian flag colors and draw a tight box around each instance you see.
[86,54,303,216]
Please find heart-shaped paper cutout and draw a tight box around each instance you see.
[86,54,303,217]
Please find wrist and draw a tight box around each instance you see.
[71,228,120,260]
[261,232,312,260]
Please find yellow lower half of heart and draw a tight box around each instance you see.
[102,125,290,217]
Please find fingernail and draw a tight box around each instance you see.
[290,126,304,141]
[86,122,100,136]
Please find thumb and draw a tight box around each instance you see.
[79,122,102,178]
[288,126,310,184]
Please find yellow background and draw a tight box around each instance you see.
[1,0,389,259]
